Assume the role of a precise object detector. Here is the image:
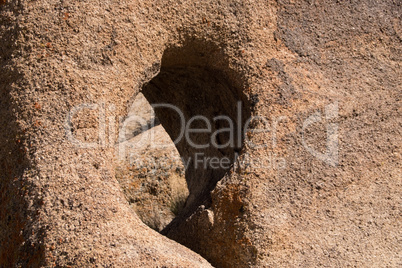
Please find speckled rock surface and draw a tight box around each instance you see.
[0,0,400,267]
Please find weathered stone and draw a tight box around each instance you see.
[0,0,400,267]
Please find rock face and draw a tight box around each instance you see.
[0,0,401,267]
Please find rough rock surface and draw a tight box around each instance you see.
[0,0,401,267]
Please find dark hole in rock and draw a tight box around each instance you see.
[117,40,251,258]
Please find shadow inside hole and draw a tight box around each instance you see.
[140,43,252,234]
[117,42,252,263]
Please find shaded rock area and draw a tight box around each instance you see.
[0,0,401,267]
[116,93,188,232]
